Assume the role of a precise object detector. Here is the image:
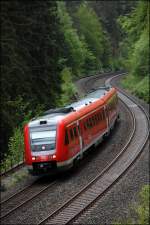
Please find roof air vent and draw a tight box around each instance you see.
[40,120,47,125]
[43,107,74,115]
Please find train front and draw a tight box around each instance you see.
[24,118,58,175]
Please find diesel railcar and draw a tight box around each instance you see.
[24,86,119,175]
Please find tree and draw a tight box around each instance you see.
[118,1,149,77]
[1,1,65,157]
[75,2,112,70]
[57,1,96,76]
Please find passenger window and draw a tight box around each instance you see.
[92,116,95,126]
[86,119,90,128]
[70,129,74,140]
[96,114,99,122]
[73,127,78,138]
[89,118,92,128]
[65,130,69,145]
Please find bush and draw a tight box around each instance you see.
[122,75,149,103]
[58,67,77,107]
[1,127,24,173]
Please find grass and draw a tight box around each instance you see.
[121,75,149,103]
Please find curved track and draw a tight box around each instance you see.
[1,73,148,225]
[37,74,149,225]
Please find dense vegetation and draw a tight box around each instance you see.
[1,1,65,162]
[118,1,149,102]
[1,1,148,174]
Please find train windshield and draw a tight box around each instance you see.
[30,126,56,151]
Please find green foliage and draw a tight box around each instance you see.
[114,185,150,225]
[58,67,77,106]
[57,1,96,76]
[1,127,24,173]
[136,185,149,224]
[118,1,149,77]
[122,75,149,103]
[75,2,112,70]
[130,29,149,77]
[118,1,149,102]
[1,1,65,157]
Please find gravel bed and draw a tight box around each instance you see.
[1,167,38,202]
[74,74,149,224]
[1,76,133,224]
[2,72,142,224]
[75,139,149,225]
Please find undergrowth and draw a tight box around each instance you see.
[121,75,149,103]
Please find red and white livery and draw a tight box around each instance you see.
[24,86,119,175]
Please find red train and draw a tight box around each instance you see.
[24,86,119,175]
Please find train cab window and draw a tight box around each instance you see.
[73,127,78,138]
[70,129,74,140]
[65,130,69,145]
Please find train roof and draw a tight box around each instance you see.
[28,86,114,127]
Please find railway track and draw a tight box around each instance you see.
[0,161,25,178]
[37,74,149,225]
[1,73,148,225]
[0,178,57,220]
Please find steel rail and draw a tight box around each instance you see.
[0,179,57,220]
[38,74,149,225]
[0,161,25,178]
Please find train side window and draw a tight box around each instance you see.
[70,129,74,141]
[73,127,78,138]
[89,118,92,128]
[86,119,90,128]
[92,116,95,126]
[95,114,98,124]
[96,114,99,122]
[65,130,69,145]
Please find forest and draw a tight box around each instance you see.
[0,1,149,173]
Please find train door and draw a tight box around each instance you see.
[104,105,109,131]
[67,124,80,158]
[77,120,83,158]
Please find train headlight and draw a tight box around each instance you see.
[52,155,56,159]
[32,157,36,160]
